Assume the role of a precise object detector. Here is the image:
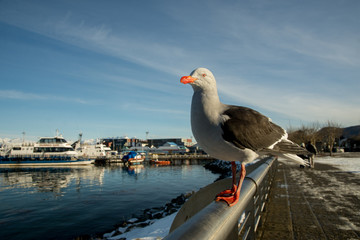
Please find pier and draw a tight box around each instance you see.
[95,154,215,165]
[256,160,360,240]
[165,157,360,240]
[155,154,214,160]
[155,154,215,165]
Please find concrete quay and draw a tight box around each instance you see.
[256,160,360,240]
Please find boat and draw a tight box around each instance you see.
[75,142,112,160]
[0,135,94,166]
[150,159,171,165]
[122,151,145,165]
[148,154,170,165]
[0,143,7,160]
[73,133,121,163]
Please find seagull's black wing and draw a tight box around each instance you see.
[220,105,285,151]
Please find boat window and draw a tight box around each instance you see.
[56,138,66,143]
[34,147,41,152]
[40,139,50,143]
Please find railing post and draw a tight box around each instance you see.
[242,199,255,240]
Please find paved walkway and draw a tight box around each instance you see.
[256,160,360,240]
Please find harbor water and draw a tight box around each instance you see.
[0,163,220,240]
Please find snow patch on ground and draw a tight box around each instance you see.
[285,155,360,232]
[315,156,360,174]
[107,212,177,240]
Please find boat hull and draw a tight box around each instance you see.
[0,159,94,167]
[150,160,171,165]
[127,158,145,165]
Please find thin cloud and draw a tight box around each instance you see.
[0,90,46,100]
[118,102,188,116]
[262,26,360,67]
[0,90,95,105]
[218,82,360,126]
[46,15,189,77]
[0,4,196,76]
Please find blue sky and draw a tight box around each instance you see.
[0,0,359,141]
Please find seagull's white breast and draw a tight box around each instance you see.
[190,91,258,163]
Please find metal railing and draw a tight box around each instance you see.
[164,156,277,240]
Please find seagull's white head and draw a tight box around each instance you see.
[180,68,217,92]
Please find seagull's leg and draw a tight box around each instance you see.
[231,161,237,190]
[232,163,246,206]
[216,163,246,207]
[216,162,237,196]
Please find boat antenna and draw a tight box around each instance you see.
[79,132,83,144]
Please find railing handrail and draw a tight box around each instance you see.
[164,157,277,240]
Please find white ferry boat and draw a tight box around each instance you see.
[0,136,94,166]
[76,142,113,160]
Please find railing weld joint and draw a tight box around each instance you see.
[245,175,259,195]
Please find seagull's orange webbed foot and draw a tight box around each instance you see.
[216,184,237,196]
[215,189,240,207]
[215,162,246,207]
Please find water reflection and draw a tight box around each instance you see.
[0,164,220,240]
[0,166,105,195]
[125,164,144,177]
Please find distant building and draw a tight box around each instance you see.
[101,137,194,153]
[147,138,193,148]
[187,143,207,154]
[101,137,137,152]
[340,125,360,152]
[152,142,188,154]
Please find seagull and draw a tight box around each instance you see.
[180,68,310,206]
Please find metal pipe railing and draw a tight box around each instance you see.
[164,157,277,240]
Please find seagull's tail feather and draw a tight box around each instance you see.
[278,153,310,166]
[273,139,310,155]
[265,139,311,166]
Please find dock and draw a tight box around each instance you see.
[165,157,359,240]
[95,154,215,165]
[256,160,360,239]
[155,154,215,165]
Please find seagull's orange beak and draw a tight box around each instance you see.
[180,76,197,84]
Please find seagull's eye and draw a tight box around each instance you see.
[202,74,206,77]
